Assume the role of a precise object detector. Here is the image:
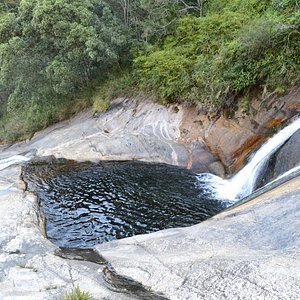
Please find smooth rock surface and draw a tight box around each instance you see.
[1,97,224,176]
[256,127,300,188]
[1,159,300,299]
[0,166,133,300]
[274,129,300,177]
[1,87,299,176]
[96,176,300,300]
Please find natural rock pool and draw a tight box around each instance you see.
[23,160,225,248]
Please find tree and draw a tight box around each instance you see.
[176,0,209,16]
[0,0,127,108]
[105,0,207,44]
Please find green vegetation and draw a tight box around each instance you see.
[136,0,300,108]
[59,286,94,300]
[18,264,38,272]
[0,0,299,142]
[0,0,126,141]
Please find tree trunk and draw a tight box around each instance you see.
[121,0,130,27]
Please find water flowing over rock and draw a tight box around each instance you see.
[199,86,300,172]
[0,155,31,171]
[197,117,300,202]
[0,87,299,299]
[1,87,299,176]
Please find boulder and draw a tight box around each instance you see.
[274,128,300,177]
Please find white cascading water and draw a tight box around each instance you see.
[197,117,300,203]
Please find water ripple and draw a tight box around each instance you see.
[23,160,225,248]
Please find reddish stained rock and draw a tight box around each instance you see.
[179,85,300,174]
[229,134,266,173]
[264,118,284,128]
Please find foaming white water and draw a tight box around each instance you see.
[0,155,31,171]
[197,117,300,202]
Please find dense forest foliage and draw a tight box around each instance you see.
[0,0,299,141]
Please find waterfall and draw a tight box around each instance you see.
[197,117,300,202]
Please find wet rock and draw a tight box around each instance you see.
[208,161,226,178]
[187,141,225,176]
[2,87,299,176]
[274,129,300,177]
[1,97,224,176]
[256,128,300,188]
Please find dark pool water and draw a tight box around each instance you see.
[23,160,225,248]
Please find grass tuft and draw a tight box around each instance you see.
[59,286,94,300]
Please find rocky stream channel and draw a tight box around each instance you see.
[0,88,300,299]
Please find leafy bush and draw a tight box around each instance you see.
[93,96,110,113]
[135,49,191,102]
[135,10,249,107]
